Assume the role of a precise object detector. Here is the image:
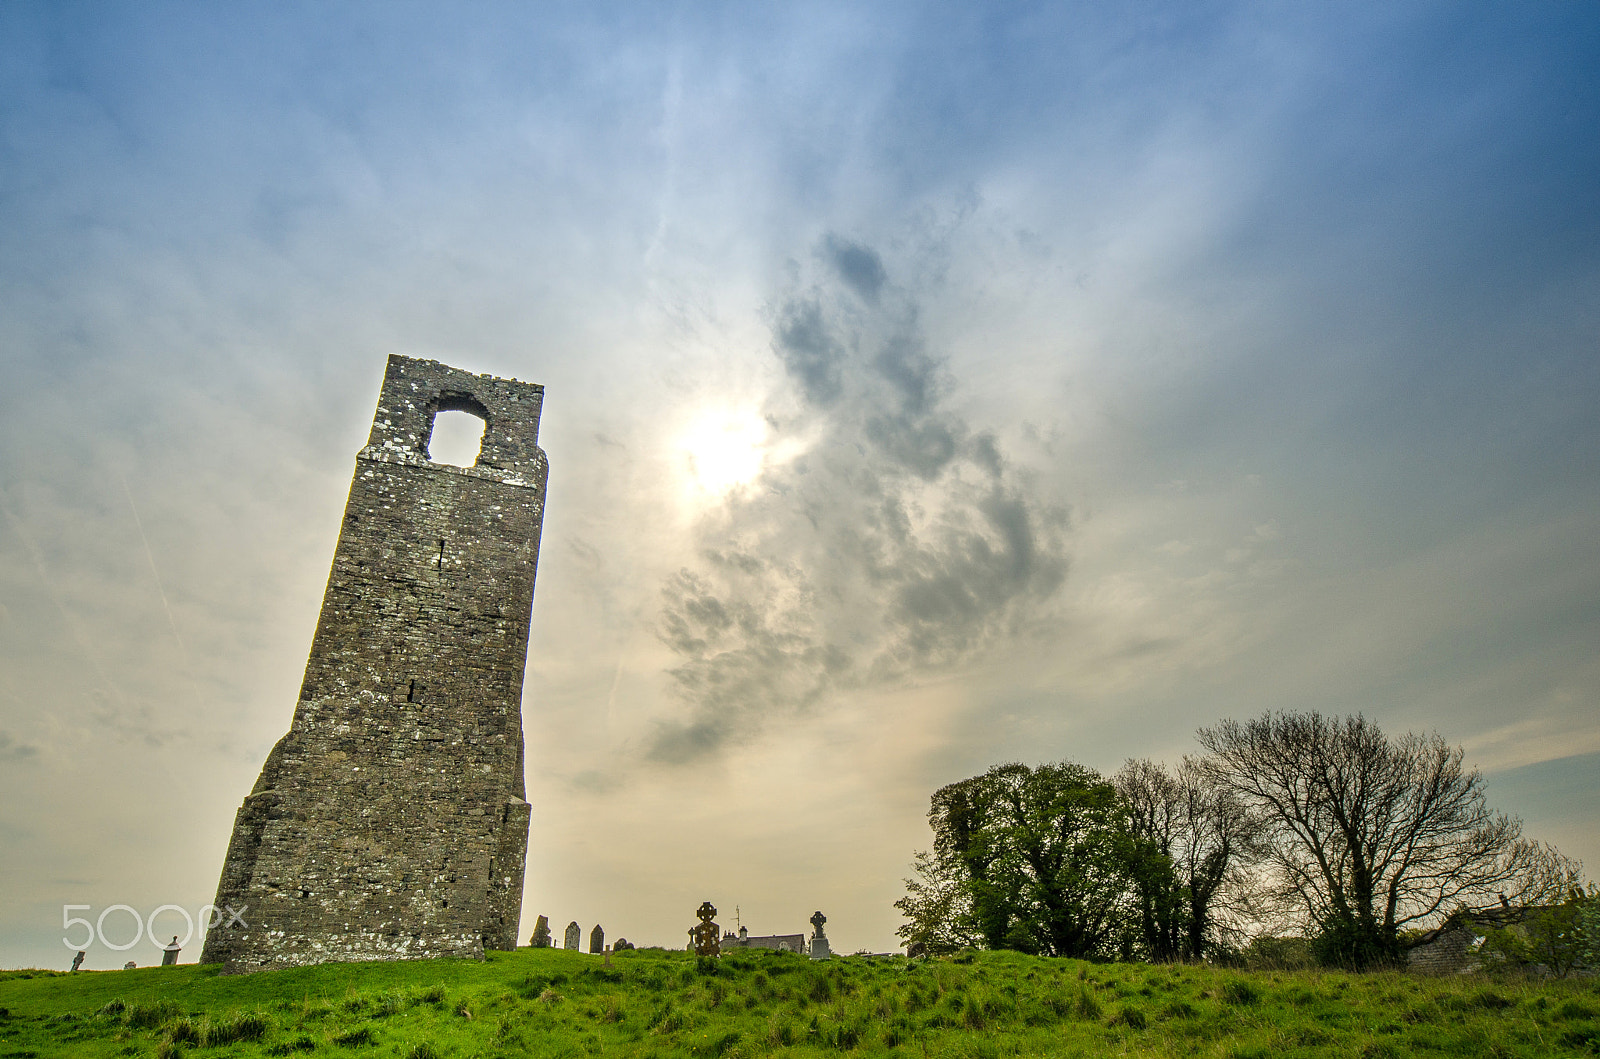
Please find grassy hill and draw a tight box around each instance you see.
[2,946,1597,1058]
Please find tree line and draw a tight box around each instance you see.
[895,711,1588,970]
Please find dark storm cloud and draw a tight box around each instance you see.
[651,237,1068,763]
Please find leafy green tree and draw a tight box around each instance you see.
[1483,883,1596,978]
[912,761,1137,958]
[894,849,981,955]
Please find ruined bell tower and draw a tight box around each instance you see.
[201,355,547,973]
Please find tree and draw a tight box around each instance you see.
[894,849,982,955]
[1198,711,1546,969]
[1480,853,1594,978]
[1114,757,1267,961]
[909,761,1136,959]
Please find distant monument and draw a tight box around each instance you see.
[200,356,549,973]
[564,921,582,950]
[689,902,721,957]
[529,915,552,948]
[161,936,181,966]
[808,910,831,960]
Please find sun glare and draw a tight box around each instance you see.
[679,407,768,497]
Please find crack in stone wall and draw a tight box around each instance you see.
[201,355,547,974]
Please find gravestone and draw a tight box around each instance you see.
[808,910,831,961]
[200,356,548,974]
[161,935,181,966]
[529,915,551,948]
[689,901,721,957]
[589,924,604,954]
[564,921,582,950]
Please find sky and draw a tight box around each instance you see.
[1,1,1597,969]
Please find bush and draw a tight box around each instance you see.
[1311,920,1403,970]
[1242,936,1314,971]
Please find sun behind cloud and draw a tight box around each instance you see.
[677,406,769,499]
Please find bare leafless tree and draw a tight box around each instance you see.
[1115,756,1268,960]
[1197,711,1556,968]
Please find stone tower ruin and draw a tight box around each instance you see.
[201,355,547,973]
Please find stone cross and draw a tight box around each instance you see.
[689,901,721,957]
[564,921,582,950]
[589,924,605,954]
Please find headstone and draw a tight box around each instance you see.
[161,935,181,966]
[123,961,137,970]
[808,910,830,961]
[564,921,582,950]
[529,915,552,948]
[906,940,926,959]
[613,938,634,951]
[690,901,721,957]
[70,951,85,972]
[589,924,604,954]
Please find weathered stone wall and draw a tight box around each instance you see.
[201,355,548,974]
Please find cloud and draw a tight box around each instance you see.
[0,732,39,762]
[650,235,1069,763]
[824,235,888,303]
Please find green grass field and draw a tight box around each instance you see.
[2,947,1597,1058]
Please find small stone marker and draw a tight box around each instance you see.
[564,921,582,950]
[589,924,604,954]
[808,910,831,961]
[161,935,181,966]
[689,901,721,957]
[529,915,552,948]
[123,961,136,970]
